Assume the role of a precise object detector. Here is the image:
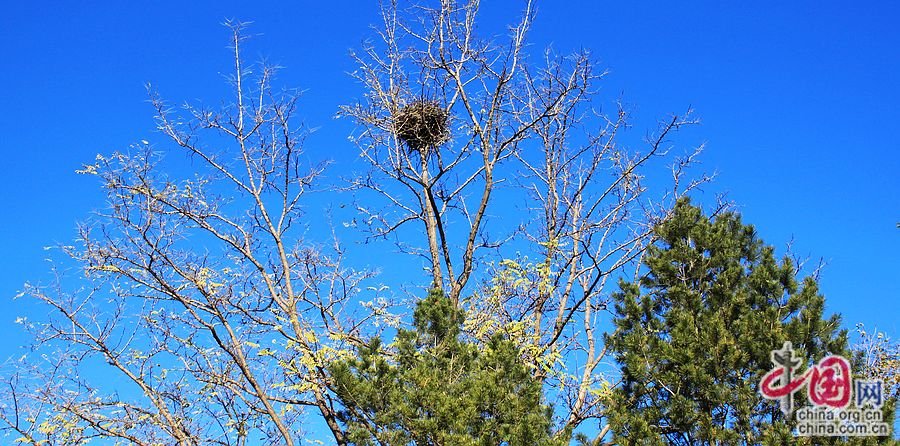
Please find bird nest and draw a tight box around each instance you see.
[393,100,449,153]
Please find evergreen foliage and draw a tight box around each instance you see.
[605,199,870,444]
[329,287,565,446]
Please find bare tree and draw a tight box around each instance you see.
[341,0,544,305]
[342,0,713,441]
[0,22,379,446]
[2,2,715,444]
[855,324,900,401]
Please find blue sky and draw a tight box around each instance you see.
[0,0,897,402]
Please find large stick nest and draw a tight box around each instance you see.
[393,100,449,153]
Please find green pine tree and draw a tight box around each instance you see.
[605,199,895,445]
[329,287,565,446]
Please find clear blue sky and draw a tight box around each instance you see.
[1,0,897,381]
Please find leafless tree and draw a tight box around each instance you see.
[0,22,381,446]
[342,0,713,441]
[855,324,900,401]
[2,2,716,444]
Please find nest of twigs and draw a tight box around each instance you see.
[393,99,449,153]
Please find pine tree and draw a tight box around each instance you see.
[329,287,565,446]
[605,199,860,444]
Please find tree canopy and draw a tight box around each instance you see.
[604,199,897,444]
[1,1,895,445]
[330,287,564,446]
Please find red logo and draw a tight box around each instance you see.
[759,341,852,416]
